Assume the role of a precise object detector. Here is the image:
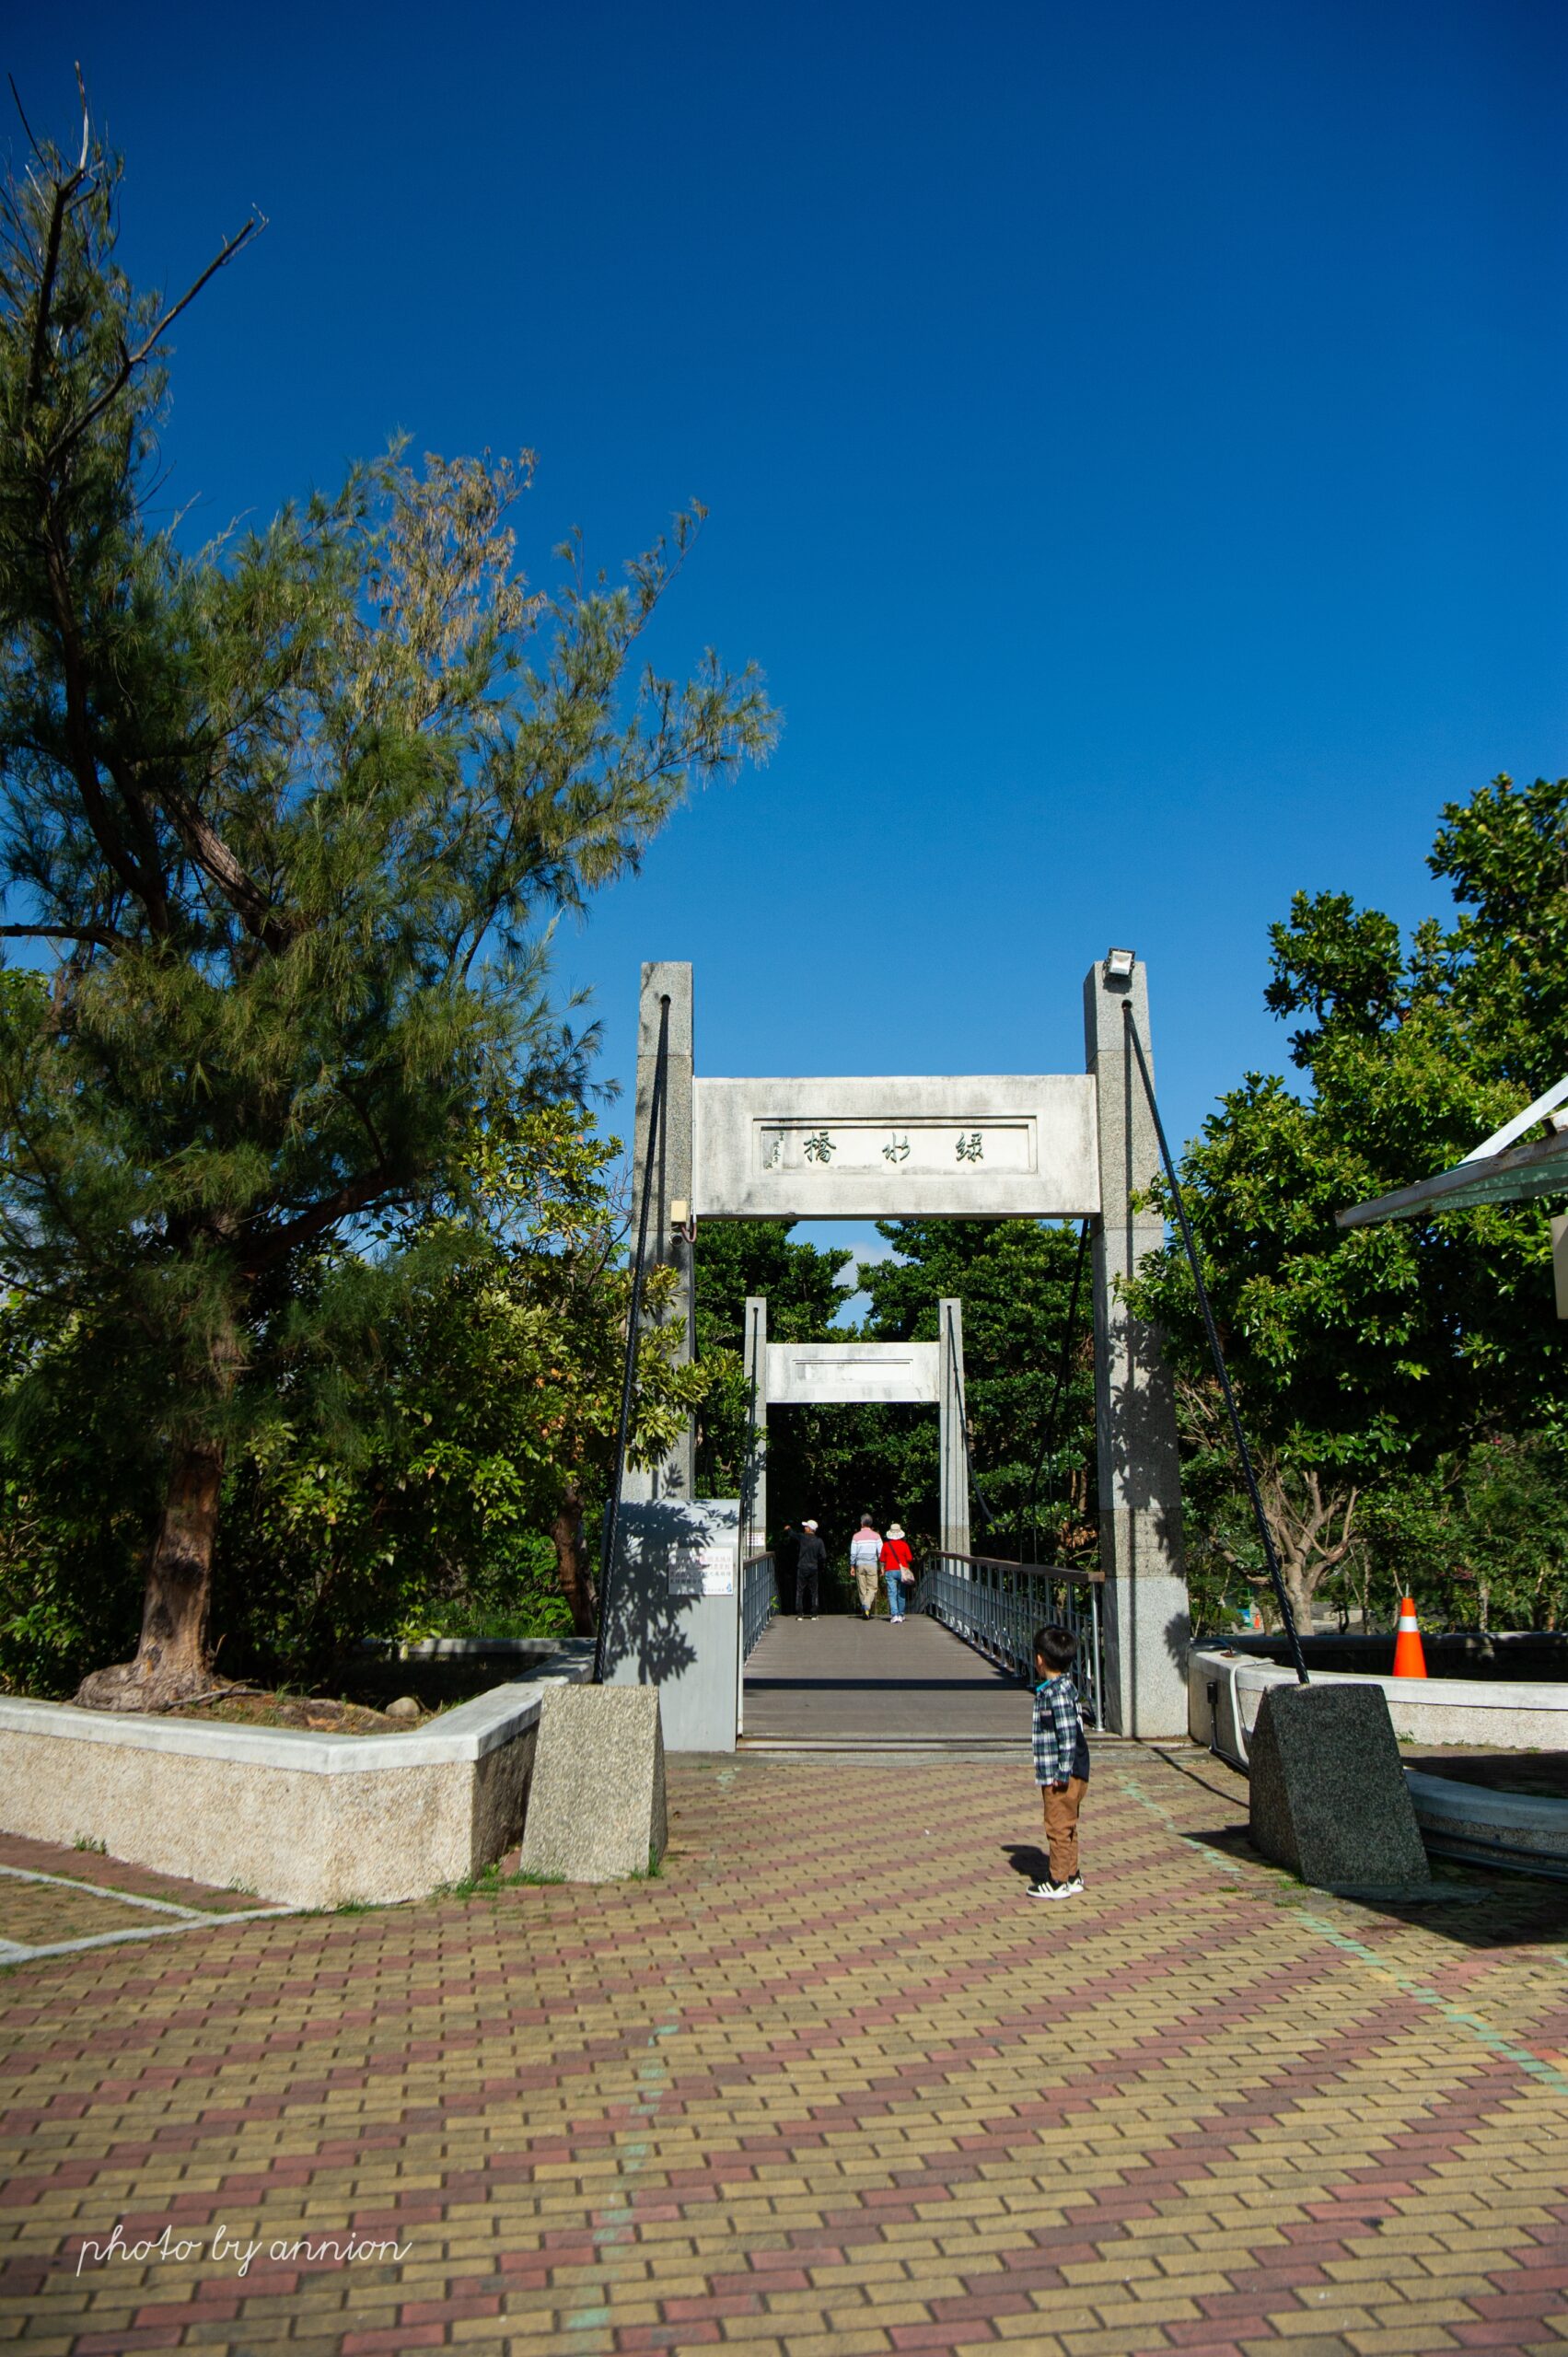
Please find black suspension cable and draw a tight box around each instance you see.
[1018,1217,1090,1564]
[593,994,670,1685]
[1121,1001,1310,1685]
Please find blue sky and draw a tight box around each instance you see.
[11,1,1567,1285]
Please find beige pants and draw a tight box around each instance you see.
[1042,1776,1087,1885]
[854,1564,879,1614]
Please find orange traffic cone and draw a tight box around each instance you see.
[1392,1595,1428,1678]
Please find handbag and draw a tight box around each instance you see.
[900,1567,914,1584]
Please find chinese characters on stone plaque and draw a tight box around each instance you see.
[752,1120,1022,1174]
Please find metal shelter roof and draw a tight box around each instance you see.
[1336,1074,1568,1228]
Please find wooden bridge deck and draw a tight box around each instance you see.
[741,1608,1032,1747]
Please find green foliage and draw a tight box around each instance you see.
[859,1219,1096,1561]
[1360,1434,1568,1633]
[0,1292,162,1692]
[0,1097,714,1690]
[1129,772,1568,1631]
[693,1220,847,1496]
[215,1100,710,1670]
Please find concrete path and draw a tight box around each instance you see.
[6,1746,1568,2354]
[743,1610,1030,1746]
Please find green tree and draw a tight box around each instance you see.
[0,119,774,1705]
[860,1218,1097,1562]
[218,1100,709,1661]
[1360,1433,1568,1634]
[0,1101,707,1693]
[1129,774,1568,1631]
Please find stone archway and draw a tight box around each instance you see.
[738,1305,970,1566]
[610,956,1190,1740]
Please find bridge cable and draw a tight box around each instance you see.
[1121,1000,1309,1684]
[593,993,671,1685]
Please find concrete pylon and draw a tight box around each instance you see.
[1083,955,1191,1736]
[937,1296,970,1562]
[741,1295,768,1559]
[623,961,695,1504]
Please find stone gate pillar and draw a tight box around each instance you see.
[741,1295,768,1559]
[1083,956,1191,1736]
[937,1296,970,1561]
[624,960,695,1504]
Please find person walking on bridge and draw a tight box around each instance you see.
[849,1515,883,1618]
[880,1523,913,1622]
[795,1519,826,1618]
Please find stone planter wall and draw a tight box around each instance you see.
[1190,1647,1568,1764]
[0,1682,549,1910]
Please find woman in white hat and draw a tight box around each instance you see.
[880,1524,913,1622]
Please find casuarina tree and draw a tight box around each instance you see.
[0,105,775,1707]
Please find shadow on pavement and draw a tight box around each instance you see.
[1151,1748,1568,1951]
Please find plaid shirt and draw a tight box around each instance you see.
[1032,1673,1088,1786]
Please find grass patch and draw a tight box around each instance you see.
[436,1860,567,1898]
[434,1864,506,1902]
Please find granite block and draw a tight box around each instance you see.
[1248,1679,1431,1891]
[517,1685,668,1883]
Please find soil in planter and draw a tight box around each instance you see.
[162,1691,421,1735]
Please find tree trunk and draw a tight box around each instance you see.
[552,1482,598,1637]
[75,1437,225,1710]
[1281,1566,1317,1636]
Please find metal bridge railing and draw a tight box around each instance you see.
[914,1550,1105,1727]
[741,1550,778,1661]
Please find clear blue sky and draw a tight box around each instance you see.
[12,1,1567,1280]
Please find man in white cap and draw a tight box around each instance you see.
[796,1520,826,1618]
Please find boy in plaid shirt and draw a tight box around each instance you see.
[1028,1624,1090,1899]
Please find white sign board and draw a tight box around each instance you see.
[764,1341,941,1406]
[666,1545,737,1598]
[694,1074,1099,1219]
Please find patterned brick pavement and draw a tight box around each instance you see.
[2,1744,1567,2355]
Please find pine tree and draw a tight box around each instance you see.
[0,106,774,1706]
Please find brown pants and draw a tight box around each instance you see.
[1041,1776,1087,1885]
[854,1565,879,1614]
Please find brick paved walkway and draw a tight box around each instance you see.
[0,1834,293,1969]
[4,1745,1568,2355]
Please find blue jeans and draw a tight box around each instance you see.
[886,1570,906,1620]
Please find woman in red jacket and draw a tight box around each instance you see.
[880,1523,913,1623]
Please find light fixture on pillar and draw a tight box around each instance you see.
[1104,946,1135,985]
